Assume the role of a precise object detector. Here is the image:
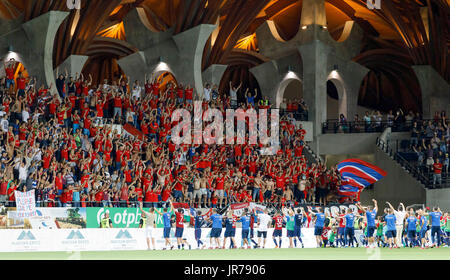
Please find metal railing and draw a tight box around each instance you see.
[322,119,415,134]
[376,137,450,189]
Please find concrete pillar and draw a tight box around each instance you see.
[412,65,450,119]
[117,51,147,84]
[250,61,280,106]
[21,11,69,91]
[330,60,369,119]
[123,8,174,51]
[173,24,217,98]
[299,41,332,138]
[250,53,303,107]
[202,64,228,87]
[54,54,89,79]
[1,12,69,94]
[300,0,327,27]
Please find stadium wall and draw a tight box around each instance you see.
[426,189,450,212]
[317,132,410,156]
[373,146,426,209]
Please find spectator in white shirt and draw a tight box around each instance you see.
[203,83,211,102]
[132,80,142,101]
[22,107,30,123]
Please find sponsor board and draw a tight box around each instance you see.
[0,228,433,252]
[86,207,165,228]
[9,230,41,252]
[60,230,90,251]
[7,207,87,229]
[86,207,193,228]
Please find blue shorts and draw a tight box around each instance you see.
[345,227,354,237]
[257,231,267,238]
[386,230,396,238]
[431,226,441,236]
[211,228,222,238]
[175,227,184,238]
[338,227,345,236]
[241,229,249,240]
[294,226,301,237]
[407,230,416,239]
[163,227,171,238]
[224,228,235,238]
[366,226,376,237]
[173,190,183,199]
[420,229,427,239]
[273,229,282,237]
[287,230,295,238]
[195,228,202,240]
[314,227,323,236]
[6,79,14,89]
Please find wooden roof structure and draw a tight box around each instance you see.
[1,0,448,112]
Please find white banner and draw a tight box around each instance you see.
[14,190,36,219]
[0,228,434,252]
[0,228,320,252]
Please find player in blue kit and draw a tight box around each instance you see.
[238,208,251,249]
[308,206,326,248]
[194,210,207,249]
[343,209,356,247]
[405,209,418,247]
[207,208,224,249]
[418,208,429,249]
[357,199,378,248]
[154,199,174,250]
[223,210,237,249]
[293,208,306,248]
[383,208,397,249]
[423,207,443,248]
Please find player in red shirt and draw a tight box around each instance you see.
[174,208,192,250]
[272,210,285,248]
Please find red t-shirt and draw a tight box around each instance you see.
[185,88,193,100]
[275,175,286,190]
[0,182,8,195]
[5,67,14,80]
[216,177,225,190]
[175,211,184,228]
[17,78,26,90]
[273,215,284,230]
[433,163,442,174]
[114,97,122,108]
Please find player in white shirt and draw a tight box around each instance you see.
[386,201,407,248]
[139,202,157,250]
[256,209,271,249]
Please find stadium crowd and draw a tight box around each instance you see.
[0,58,347,209]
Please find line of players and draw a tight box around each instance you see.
[138,200,307,250]
[137,199,450,250]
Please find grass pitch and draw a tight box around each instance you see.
[1,247,449,260]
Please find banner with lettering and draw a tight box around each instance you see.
[14,190,36,218]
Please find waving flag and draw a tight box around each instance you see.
[337,159,387,199]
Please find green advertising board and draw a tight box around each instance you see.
[86,207,191,228]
